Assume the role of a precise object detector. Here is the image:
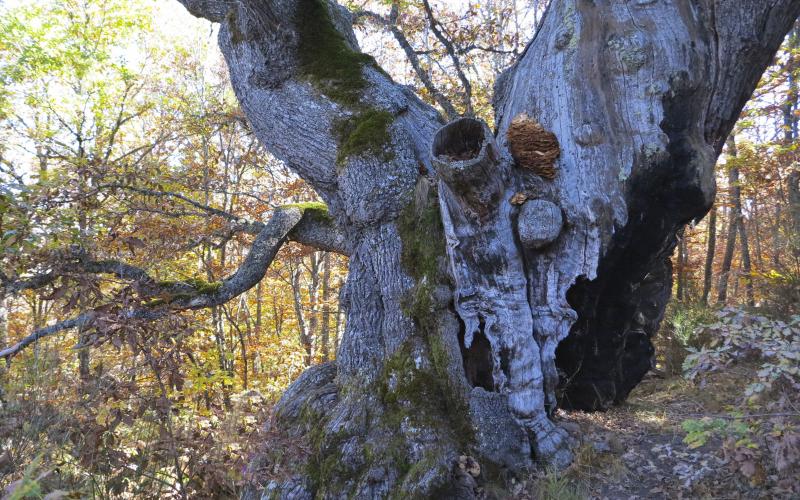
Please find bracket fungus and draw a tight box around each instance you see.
[517,199,563,249]
[507,114,560,180]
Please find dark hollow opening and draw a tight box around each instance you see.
[459,322,495,391]
[432,117,485,161]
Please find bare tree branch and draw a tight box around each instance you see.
[0,312,97,361]
[0,206,318,361]
[420,0,473,116]
[355,5,460,120]
[1,203,349,302]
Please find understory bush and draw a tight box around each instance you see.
[680,307,800,492]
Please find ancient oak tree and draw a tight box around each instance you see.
[4,0,800,497]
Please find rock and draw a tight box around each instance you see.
[517,199,563,249]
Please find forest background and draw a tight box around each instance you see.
[0,0,797,498]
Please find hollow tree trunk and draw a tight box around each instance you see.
[176,0,800,497]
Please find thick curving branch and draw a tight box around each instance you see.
[175,0,442,221]
[0,206,323,361]
[1,205,348,300]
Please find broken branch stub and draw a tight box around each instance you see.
[517,199,563,249]
[432,118,504,217]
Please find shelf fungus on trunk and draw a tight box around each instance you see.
[506,114,560,180]
[517,199,563,249]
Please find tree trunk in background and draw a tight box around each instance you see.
[789,171,800,257]
[739,213,755,306]
[291,266,313,366]
[676,232,687,301]
[702,207,717,304]
[785,24,800,259]
[718,137,740,305]
[176,0,800,496]
[320,253,332,361]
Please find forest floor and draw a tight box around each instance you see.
[504,362,798,500]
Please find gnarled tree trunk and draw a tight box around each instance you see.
[173,0,800,497]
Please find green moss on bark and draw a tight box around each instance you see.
[334,109,394,164]
[294,0,394,165]
[396,181,474,446]
[280,201,331,221]
[295,0,375,107]
[143,278,223,306]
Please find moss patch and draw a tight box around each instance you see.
[334,109,394,165]
[395,181,474,445]
[295,0,375,107]
[294,0,394,165]
[225,8,249,45]
[144,278,223,306]
[280,201,332,222]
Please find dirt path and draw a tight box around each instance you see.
[489,365,798,499]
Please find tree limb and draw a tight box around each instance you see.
[0,208,295,360]
[1,204,349,299]
[420,0,473,116]
[0,312,97,361]
[355,5,460,120]
[175,0,442,220]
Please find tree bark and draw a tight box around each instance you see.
[168,0,800,497]
[738,210,755,307]
[702,207,717,304]
[718,136,741,304]
[676,231,687,301]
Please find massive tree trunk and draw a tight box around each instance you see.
[172,0,800,497]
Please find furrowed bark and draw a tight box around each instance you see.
[433,118,570,466]
[491,0,800,411]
